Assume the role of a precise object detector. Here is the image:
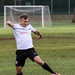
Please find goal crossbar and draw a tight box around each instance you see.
[4,5,51,28]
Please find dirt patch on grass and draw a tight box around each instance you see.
[0,38,15,40]
[0,36,75,40]
[0,14,73,22]
[51,14,73,21]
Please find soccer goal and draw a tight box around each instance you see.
[4,5,52,28]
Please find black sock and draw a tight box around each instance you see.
[17,72,23,75]
[42,63,56,74]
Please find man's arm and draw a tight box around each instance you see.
[33,30,42,39]
[7,21,14,27]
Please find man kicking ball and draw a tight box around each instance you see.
[7,13,60,75]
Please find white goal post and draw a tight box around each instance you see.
[4,5,52,28]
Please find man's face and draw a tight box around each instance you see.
[20,18,28,26]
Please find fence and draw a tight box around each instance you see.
[0,0,75,15]
[0,0,75,28]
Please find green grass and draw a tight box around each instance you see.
[0,22,4,28]
[0,23,75,75]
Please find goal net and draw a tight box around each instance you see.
[4,5,52,28]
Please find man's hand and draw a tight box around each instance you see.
[33,30,42,39]
[7,21,14,27]
[36,34,42,39]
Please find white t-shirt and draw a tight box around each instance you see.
[12,23,36,50]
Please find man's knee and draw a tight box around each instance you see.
[37,60,44,65]
[34,56,44,65]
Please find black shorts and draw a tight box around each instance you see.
[16,47,38,67]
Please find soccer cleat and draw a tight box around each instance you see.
[51,73,60,75]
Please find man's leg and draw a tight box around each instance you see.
[33,56,56,74]
[16,66,23,75]
[16,50,27,75]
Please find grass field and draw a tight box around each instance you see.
[0,22,75,75]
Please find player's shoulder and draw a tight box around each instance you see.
[26,24,33,28]
[27,24,36,32]
[27,24,32,27]
[12,23,21,29]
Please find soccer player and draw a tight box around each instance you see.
[7,13,60,75]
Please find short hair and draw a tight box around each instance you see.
[20,13,28,19]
